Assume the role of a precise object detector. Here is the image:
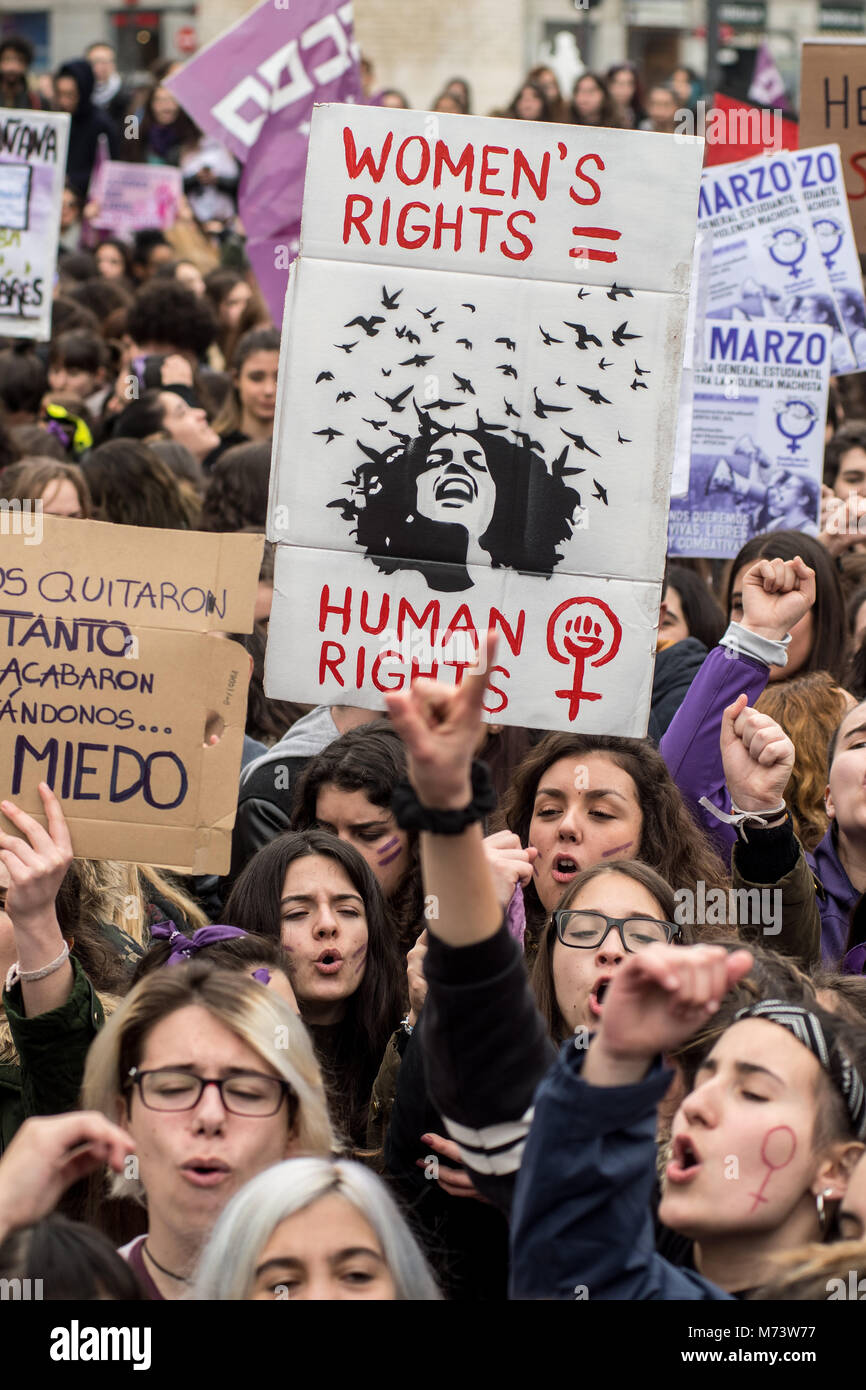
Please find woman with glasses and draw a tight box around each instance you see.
[81,960,334,1299]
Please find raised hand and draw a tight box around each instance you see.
[406,929,428,1024]
[584,943,754,1085]
[720,694,794,813]
[739,557,816,643]
[385,631,498,810]
[482,830,538,909]
[0,783,73,928]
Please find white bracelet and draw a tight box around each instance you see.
[5,941,70,993]
[699,796,787,844]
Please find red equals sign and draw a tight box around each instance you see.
[570,226,620,263]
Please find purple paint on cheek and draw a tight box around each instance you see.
[377,836,403,866]
[601,841,633,859]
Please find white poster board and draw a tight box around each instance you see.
[0,109,70,341]
[793,143,866,371]
[266,106,704,733]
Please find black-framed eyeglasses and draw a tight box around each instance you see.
[126,1067,296,1119]
[554,910,682,953]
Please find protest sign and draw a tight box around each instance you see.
[698,150,856,374]
[701,94,798,168]
[90,161,182,236]
[0,108,70,341]
[265,105,704,734]
[667,319,832,558]
[166,0,361,325]
[793,143,866,371]
[0,517,262,872]
[800,40,866,254]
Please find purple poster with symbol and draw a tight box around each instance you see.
[264,105,705,734]
[668,319,831,558]
[166,0,362,326]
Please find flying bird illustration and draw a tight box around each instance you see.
[592,480,609,504]
[405,329,421,344]
[533,388,572,419]
[617,430,631,444]
[430,320,444,333]
[345,314,384,336]
[336,391,356,402]
[453,372,475,394]
[576,287,590,299]
[498,363,518,378]
[334,342,358,353]
[461,302,476,312]
[634,360,651,375]
[362,418,388,430]
[389,429,410,443]
[560,428,600,457]
[577,384,611,405]
[375,385,414,412]
[381,285,403,309]
[475,412,509,433]
[419,398,464,411]
[395,324,408,338]
[611,321,641,346]
[417,307,437,319]
[564,321,602,349]
[496,336,517,351]
[630,378,649,391]
[512,430,544,452]
[315,371,334,383]
[399,353,434,366]
[503,399,520,417]
[381,368,392,376]
[456,337,473,350]
[539,325,563,345]
[555,376,566,386]
[607,283,633,301]
[597,358,612,371]
[313,427,343,443]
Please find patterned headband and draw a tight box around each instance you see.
[734,998,866,1142]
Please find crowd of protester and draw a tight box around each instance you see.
[4,33,866,1306]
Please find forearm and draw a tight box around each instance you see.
[419,823,501,947]
[14,910,73,1016]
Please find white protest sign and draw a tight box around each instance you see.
[793,143,866,371]
[698,150,856,374]
[90,162,182,236]
[0,109,70,341]
[266,105,704,734]
[667,319,831,558]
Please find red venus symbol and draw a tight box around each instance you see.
[748,1125,797,1212]
[546,596,622,721]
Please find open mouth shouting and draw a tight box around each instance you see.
[181,1158,232,1189]
[551,853,580,885]
[588,974,612,1018]
[314,949,344,976]
[666,1134,703,1185]
[433,466,478,508]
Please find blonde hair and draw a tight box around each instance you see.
[753,1238,866,1299]
[73,860,208,947]
[81,960,335,1202]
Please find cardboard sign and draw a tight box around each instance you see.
[793,143,866,371]
[90,161,182,236]
[265,105,704,735]
[800,40,866,254]
[166,0,361,325]
[0,518,262,872]
[667,319,832,558]
[699,150,857,374]
[0,108,70,341]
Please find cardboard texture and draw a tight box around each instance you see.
[265,104,704,734]
[668,320,831,557]
[90,161,182,236]
[0,108,70,341]
[800,40,866,254]
[0,517,263,872]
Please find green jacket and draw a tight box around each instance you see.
[0,957,104,1153]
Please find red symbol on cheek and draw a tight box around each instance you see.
[748,1124,797,1212]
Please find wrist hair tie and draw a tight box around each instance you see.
[391,760,496,835]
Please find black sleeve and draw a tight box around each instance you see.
[420,920,557,1216]
[732,813,798,882]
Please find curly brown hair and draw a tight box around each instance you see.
[756,673,852,851]
[497,731,729,950]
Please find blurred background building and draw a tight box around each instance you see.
[1,0,863,112]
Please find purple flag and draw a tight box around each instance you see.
[748,42,790,111]
[167,0,361,324]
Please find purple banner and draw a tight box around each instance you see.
[166,0,361,325]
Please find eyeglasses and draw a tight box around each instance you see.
[554,910,682,953]
[126,1067,296,1119]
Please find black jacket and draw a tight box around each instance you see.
[58,59,120,196]
[648,636,707,742]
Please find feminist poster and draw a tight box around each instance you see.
[0,108,69,341]
[265,105,704,734]
[793,144,866,371]
[90,162,182,237]
[0,518,262,872]
[699,150,857,374]
[667,319,832,558]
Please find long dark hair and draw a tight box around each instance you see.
[223,830,404,1146]
[291,722,424,953]
[497,732,728,945]
[725,530,846,682]
[530,860,688,1042]
[664,563,726,649]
